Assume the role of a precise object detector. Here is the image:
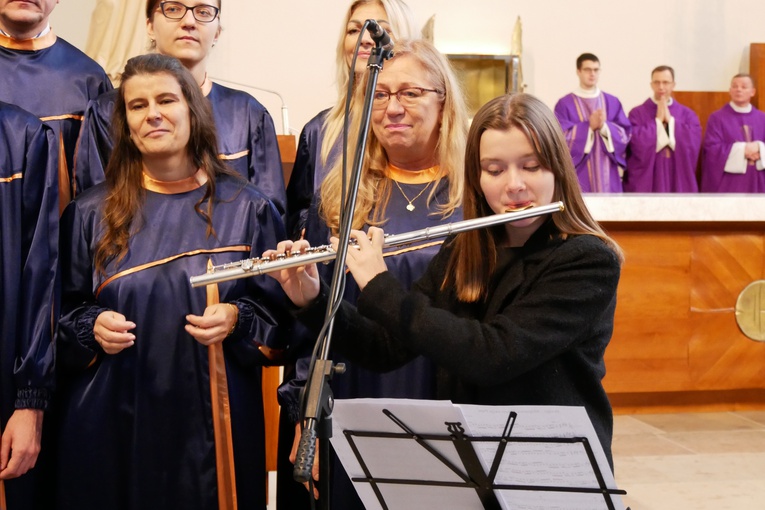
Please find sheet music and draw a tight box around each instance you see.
[457,404,624,510]
[331,399,625,510]
[331,399,476,509]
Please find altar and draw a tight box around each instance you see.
[585,194,765,412]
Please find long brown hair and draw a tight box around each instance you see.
[319,39,467,234]
[94,53,231,274]
[445,93,623,302]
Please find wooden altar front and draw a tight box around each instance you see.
[585,195,765,413]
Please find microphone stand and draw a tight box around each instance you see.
[292,35,394,510]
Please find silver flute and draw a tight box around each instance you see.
[189,201,564,288]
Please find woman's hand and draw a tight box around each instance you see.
[0,409,43,480]
[262,239,320,308]
[185,303,238,346]
[336,227,388,290]
[94,311,136,354]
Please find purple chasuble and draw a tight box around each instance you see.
[625,98,701,192]
[555,92,631,193]
[701,104,765,193]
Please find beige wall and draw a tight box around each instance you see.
[51,0,765,135]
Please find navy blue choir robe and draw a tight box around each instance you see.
[0,32,112,203]
[278,176,462,510]
[0,101,58,510]
[56,174,290,510]
[285,108,337,238]
[74,83,287,214]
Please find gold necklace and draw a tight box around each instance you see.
[392,179,432,211]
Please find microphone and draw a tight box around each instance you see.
[365,19,394,53]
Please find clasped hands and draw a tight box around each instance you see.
[655,97,672,124]
[263,227,388,308]
[589,108,606,131]
[744,141,761,164]
[94,302,238,353]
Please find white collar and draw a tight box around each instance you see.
[730,102,753,113]
[573,86,601,99]
[651,96,674,106]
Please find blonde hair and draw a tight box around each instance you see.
[319,39,467,234]
[446,93,623,302]
[319,0,419,167]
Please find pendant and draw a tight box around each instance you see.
[406,203,415,212]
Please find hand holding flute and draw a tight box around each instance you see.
[263,227,389,306]
[262,239,321,308]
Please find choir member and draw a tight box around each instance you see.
[0,0,111,206]
[278,38,468,509]
[74,0,286,214]
[55,54,289,510]
[0,101,58,510]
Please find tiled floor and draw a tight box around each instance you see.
[613,411,765,510]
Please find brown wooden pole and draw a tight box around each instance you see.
[205,259,238,510]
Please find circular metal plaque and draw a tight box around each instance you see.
[735,280,765,342]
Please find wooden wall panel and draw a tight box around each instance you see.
[601,225,765,410]
[690,234,763,310]
[277,134,297,185]
[672,91,729,137]
[750,43,765,110]
[689,313,765,390]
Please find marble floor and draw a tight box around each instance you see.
[613,411,765,510]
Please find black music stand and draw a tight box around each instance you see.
[331,401,628,510]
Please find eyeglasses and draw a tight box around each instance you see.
[372,87,444,109]
[159,2,219,23]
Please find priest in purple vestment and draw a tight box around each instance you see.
[554,53,631,193]
[624,66,701,192]
[701,74,765,193]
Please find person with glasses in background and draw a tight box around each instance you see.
[277,38,468,510]
[554,53,631,193]
[74,0,286,216]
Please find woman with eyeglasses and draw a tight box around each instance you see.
[54,54,288,510]
[269,95,623,507]
[277,38,467,509]
[285,0,418,238]
[73,0,285,216]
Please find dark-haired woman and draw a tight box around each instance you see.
[56,54,287,510]
[74,0,285,217]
